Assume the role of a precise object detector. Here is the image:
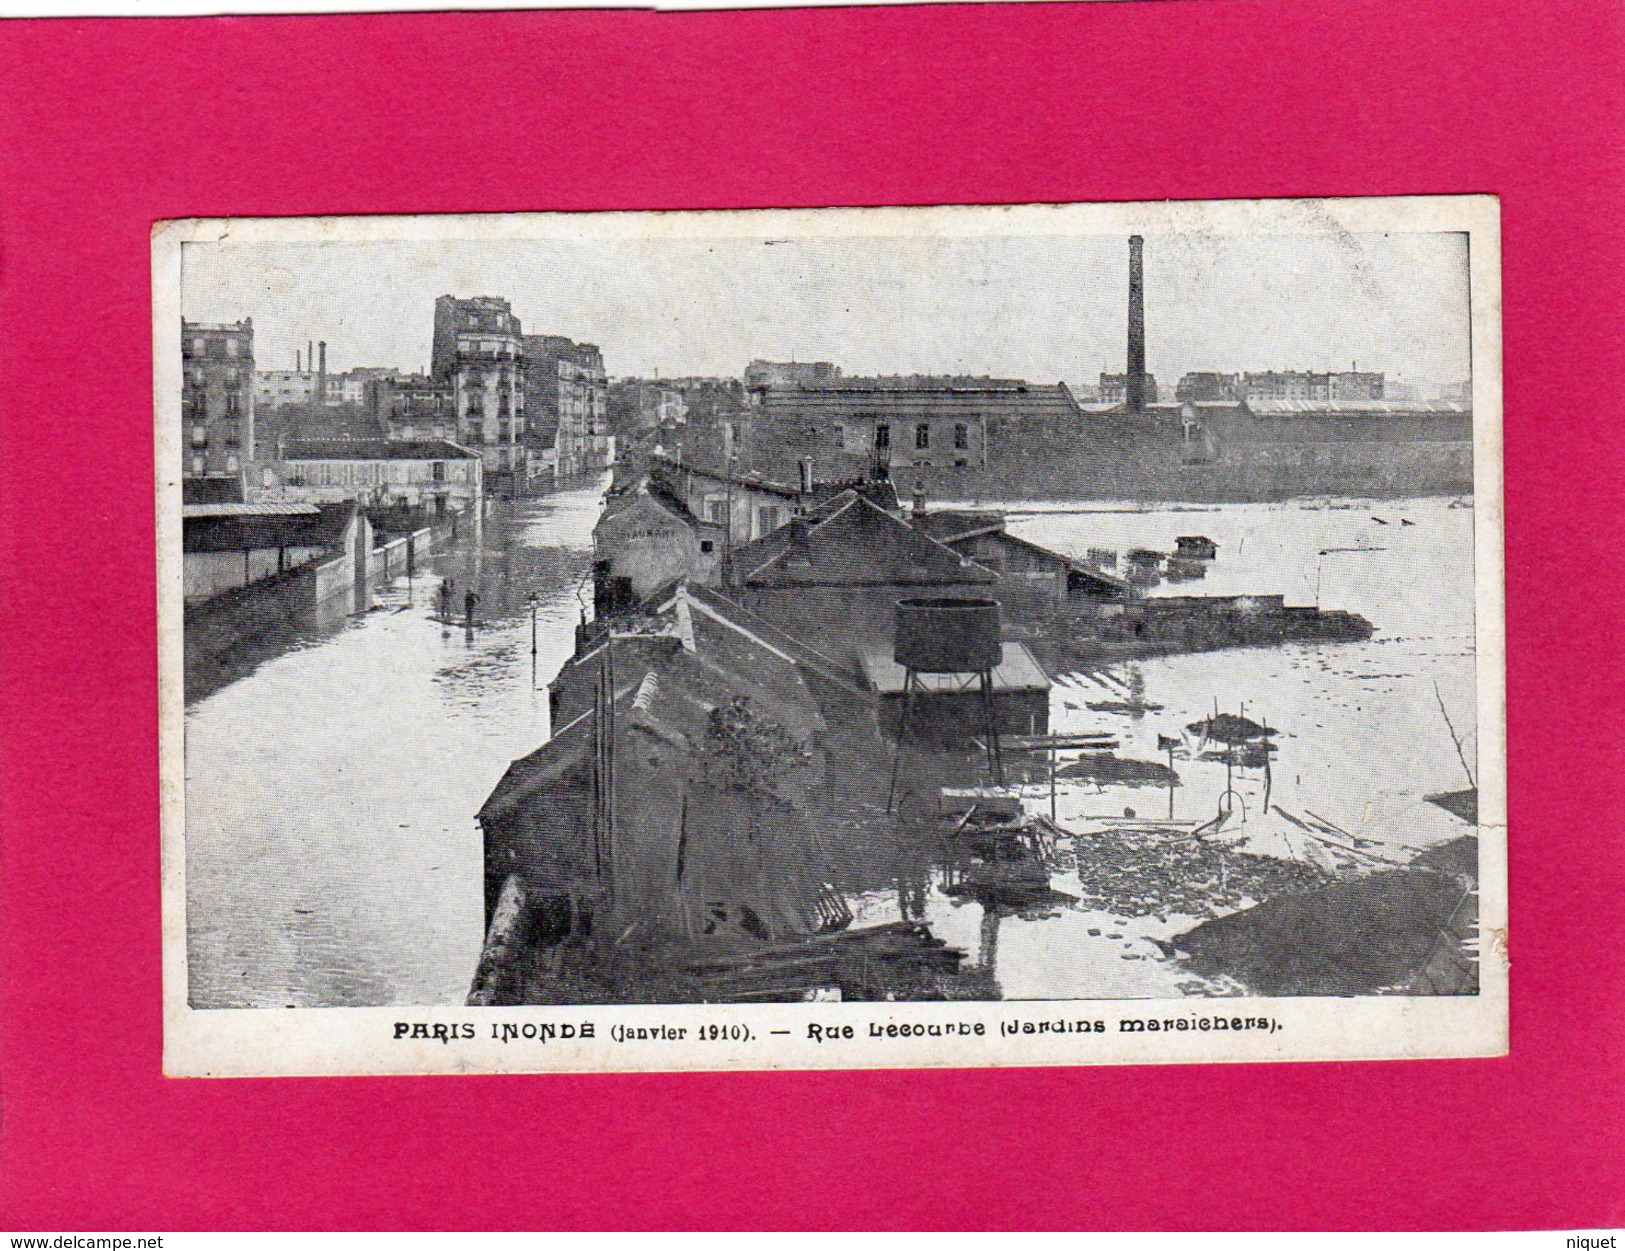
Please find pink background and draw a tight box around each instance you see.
[2,0,1622,1230]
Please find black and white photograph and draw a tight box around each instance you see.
[157,197,1506,1075]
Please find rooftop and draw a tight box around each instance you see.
[730,491,996,588]
[861,641,1050,694]
[758,381,1081,420]
[182,502,320,518]
[182,500,357,553]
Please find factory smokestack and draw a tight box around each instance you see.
[308,340,314,373]
[1127,235,1147,413]
[319,341,327,376]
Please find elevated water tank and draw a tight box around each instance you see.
[894,597,1002,673]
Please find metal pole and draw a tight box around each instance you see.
[1049,738,1057,823]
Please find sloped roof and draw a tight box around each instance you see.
[803,477,900,512]
[649,453,801,499]
[958,529,1135,595]
[911,510,1005,543]
[182,499,357,553]
[596,475,708,535]
[731,492,997,588]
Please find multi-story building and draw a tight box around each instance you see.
[258,360,398,410]
[1239,370,1386,402]
[431,295,527,483]
[375,373,457,440]
[1175,370,1386,403]
[1328,371,1385,401]
[1099,372,1161,406]
[181,318,255,479]
[749,375,1078,480]
[743,359,842,389]
[259,438,484,517]
[522,334,611,478]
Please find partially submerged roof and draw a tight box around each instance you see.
[942,527,1134,596]
[731,491,996,588]
[861,641,1050,694]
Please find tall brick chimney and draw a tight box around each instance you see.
[1126,235,1147,413]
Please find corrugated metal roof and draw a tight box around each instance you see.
[282,438,481,460]
[182,502,320,518]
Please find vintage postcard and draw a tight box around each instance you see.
[157,196,1505,1076]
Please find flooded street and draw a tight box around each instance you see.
[184,477,609,1008]
[187,489,1476,1007]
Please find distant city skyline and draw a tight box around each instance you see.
[181,231,1472,386]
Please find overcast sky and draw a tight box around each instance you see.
[180,231,1471,385]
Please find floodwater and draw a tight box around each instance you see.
[186,488,1479,1007]
[184,478,609,1008]
[853,495,1480,999]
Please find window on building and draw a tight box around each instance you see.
[190,455,204,474]
[757,506,782,536]
[700,539,715,554]
[874,423,890,449]
[915,423,930,450]
[226,453,239,472]
[707,499,730,525]
[226,339,238,356]
[432,461,446,482]
[953,423,969,450]
[191,425,208,448]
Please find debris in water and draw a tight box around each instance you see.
[1055,754,1180,787]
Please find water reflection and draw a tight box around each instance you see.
[184,478,608,1008]
[187,490,1476,1006]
